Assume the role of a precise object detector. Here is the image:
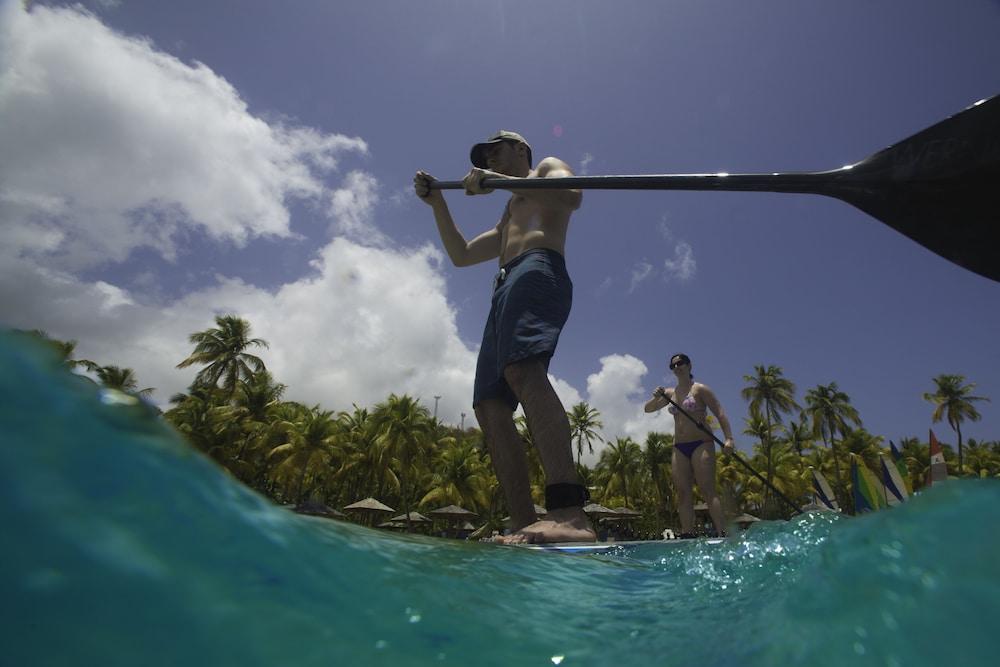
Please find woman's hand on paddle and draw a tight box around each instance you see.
[462,167,495,196]
[654,386,668,399]
[414,170,444,206]
[722,438,735,455]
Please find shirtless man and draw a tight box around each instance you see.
[644,353,735,537]
[414,130,595,543]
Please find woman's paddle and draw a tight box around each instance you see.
[663,395,804,517]
[432,94,1000,282]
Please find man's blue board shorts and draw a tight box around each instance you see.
[473,248,572,410]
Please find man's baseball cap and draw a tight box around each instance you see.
[470,130,532,168]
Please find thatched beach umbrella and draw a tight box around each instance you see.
[582,502,617,518]
[343,497,395,526]
[428,504,478,520]
[429,504,479,538]
[344,497,396,513]
[390,511,432,524]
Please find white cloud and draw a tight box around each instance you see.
[663,241,696,282]
[628,260,654,294]
[0,1,367,269]
[657,215,673,241]
[579,153,594,175]
[328,170,383,243]
[0,236,480,425]
[580,354,674,464]
[549,374,584,413]
[0,2,677,459]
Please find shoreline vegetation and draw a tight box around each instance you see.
[12,317,997,538]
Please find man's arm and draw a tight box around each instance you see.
[415,170,502,267]
[466,157,582,211]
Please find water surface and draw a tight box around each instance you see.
[1,336,997,666]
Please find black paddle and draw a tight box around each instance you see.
[661,394,804,517]
[432,94,1000,282]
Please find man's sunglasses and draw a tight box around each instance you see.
[669,360,688,369]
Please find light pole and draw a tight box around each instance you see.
[460,412,466,431]
[433,395,441,421]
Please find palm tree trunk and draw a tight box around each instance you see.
[296,455,309,503]
[954,420,963,476]
[826,430,845,509]
[764,407,774,516]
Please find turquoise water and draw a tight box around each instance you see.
[1,336,998,666]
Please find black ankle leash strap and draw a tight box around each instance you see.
[545,483,590,510]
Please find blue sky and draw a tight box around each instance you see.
[2,0,998,460]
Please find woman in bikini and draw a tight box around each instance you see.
[644,353,735,538]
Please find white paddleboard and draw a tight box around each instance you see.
[520,537,724,554]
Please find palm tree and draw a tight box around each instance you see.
[176,315,269,396]
[741,365,799,512]
[334,406,398,505]
[268,405,341,503]
[92,364,154,398]
[15,329,98,371]
[595,437,643,507]
[923,374,990,475]
[896,437,928,492]
[768,441,806,516]
[217,371,287,486]
[962,439,999,478]
[804,382,861,509]
[642,432,674,530]
[419,438,491,512]
[568,402,604,465]
[164,386,229,458]
[514,415,546,500]
[372,394,435,530]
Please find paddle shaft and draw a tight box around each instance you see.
[430,172,832,194]
[664,396,804,517]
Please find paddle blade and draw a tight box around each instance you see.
[823,95,1000,282]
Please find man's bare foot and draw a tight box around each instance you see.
[494,507,596,544]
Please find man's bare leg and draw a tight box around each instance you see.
[474,400,537,530]
[498,358,595,544]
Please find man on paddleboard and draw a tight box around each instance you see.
[414,131,594,544]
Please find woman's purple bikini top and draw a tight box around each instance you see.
[667,394,699,415]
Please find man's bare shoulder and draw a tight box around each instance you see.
[534,156,575,178]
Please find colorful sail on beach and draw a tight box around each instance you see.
[810,467,840,512]
[889,440,912,493]
[851,454,885,514]
[879,453,909,506]
[928,429,948,485]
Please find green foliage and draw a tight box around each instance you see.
[24,317,997,534]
